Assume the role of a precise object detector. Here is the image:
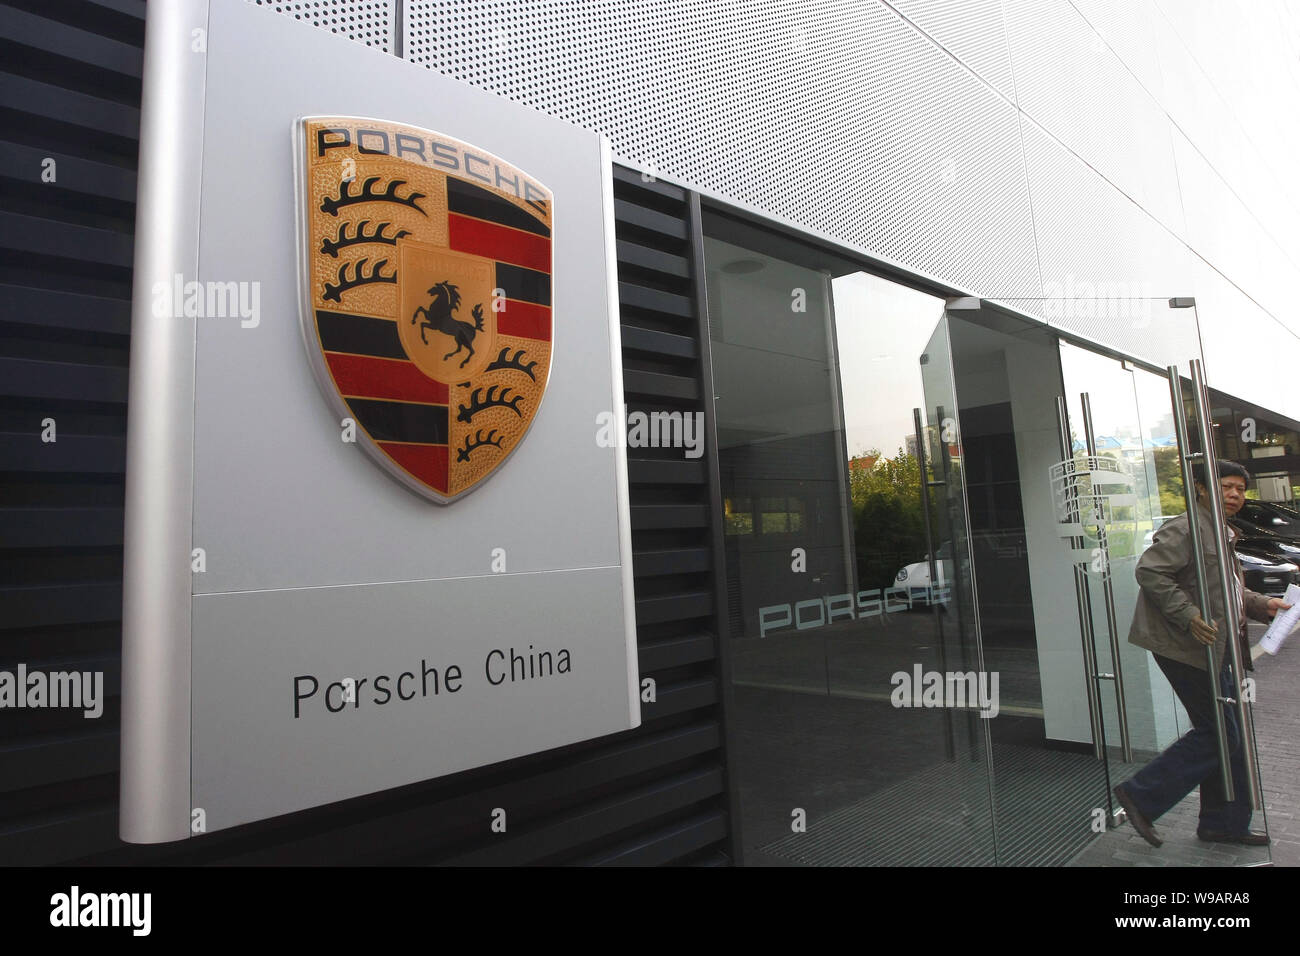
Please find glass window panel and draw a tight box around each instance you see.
[704,223,994,866]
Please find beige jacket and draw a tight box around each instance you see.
[1128,508,1273,671]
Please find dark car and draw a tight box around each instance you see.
[1229,516,1300,559]
[1229,513,1300,596]
[1234,539,1300,597]
[1235,500,1300,541]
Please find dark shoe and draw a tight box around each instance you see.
[1114,784,1163,847]
[1197,828,1269,846]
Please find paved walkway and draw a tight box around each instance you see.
[1251,622,1300,866]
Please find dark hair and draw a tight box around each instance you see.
[1191,459,1249,489]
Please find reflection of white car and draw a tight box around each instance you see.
[1142,516,1178,552]
[894,544,952,607]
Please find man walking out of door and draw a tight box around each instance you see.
[1113,460,1289,847]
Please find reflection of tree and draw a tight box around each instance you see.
[848,446,933,591]
[1152,446,1186,518]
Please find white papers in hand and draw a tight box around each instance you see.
[1259,583,1300,655]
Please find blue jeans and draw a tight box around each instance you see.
[1119,654,1252,834]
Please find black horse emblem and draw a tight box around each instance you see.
[410,281,485,369]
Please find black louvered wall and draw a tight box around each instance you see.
[0,0,736,865]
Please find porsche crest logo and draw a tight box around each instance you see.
[297,117,553,503]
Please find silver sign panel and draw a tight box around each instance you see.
[121,0,638,842]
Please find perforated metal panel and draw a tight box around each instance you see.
[260,0,1300,393]
[882,0,1017,100]
[1171,128,1300,337]
[1018,122,1201,371]
[1146,1,1300,394]
[1003,0,1185,239]
[249,0,395,50]
[401,0,1042,300]
[1068,0,1166,99]
[1152,1,1300,249]
[1155,0,1292,167]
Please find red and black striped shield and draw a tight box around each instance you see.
[297,117,553,503]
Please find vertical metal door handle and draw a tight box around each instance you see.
[1081,393,1133,762]
[914,407,955,761]
[1056,398,1105,760]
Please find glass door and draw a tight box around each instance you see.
[1050,342,1270,864]
[1057,345,1181,749]
[1055,344,1189,841]
[917,313,1000,857]
[935,297,1268,868]
[937,301,1115,865]
[933,298,1271,865]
